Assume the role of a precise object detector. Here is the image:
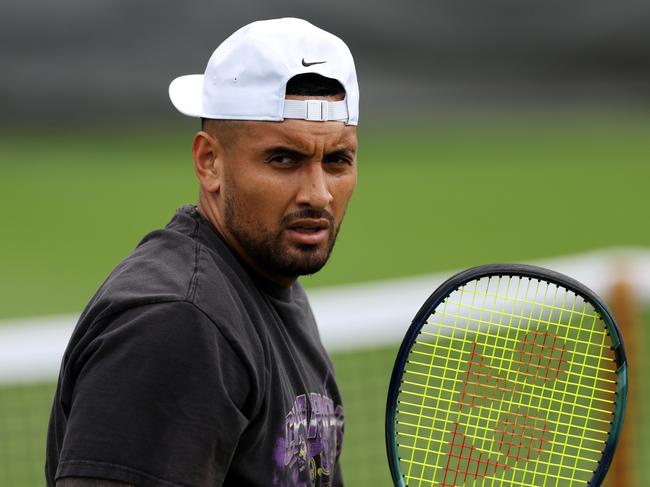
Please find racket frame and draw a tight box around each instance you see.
[385,263,627,487]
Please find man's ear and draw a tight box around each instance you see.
[192,131,224,193]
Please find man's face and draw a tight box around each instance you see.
[209,115,357,286]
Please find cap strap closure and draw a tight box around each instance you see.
[283,99,348,122]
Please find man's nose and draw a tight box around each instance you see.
[295,163,333,210]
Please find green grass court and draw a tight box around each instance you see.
[1,114,649,484]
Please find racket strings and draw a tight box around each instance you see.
[396,275,618,487]
[397,404,611,443]
[424,308,610,352]
[409,332,616,390]
[405,354,618,395]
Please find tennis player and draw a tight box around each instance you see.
[46,17,359,487]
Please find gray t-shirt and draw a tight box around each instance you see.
[46,205,344,487]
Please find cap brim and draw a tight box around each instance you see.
[168,74,204,117]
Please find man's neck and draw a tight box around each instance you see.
[195,198,297,289]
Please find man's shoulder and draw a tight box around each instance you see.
[89,208,226,304]
[77,209,267,346]
[88,225,203,320]
[63,216,268,371]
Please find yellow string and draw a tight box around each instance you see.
[395,275,618,487]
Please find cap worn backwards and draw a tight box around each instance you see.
[168,17,359,125]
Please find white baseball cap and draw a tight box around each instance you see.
[169,18,359,125]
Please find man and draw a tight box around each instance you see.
[46,17,359,487]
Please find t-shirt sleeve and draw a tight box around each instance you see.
[56,301,251,487]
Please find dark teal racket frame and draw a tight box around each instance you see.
[385,264,627,487]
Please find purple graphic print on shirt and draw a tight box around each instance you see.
[273,392,344,487]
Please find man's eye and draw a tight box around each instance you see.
[269,155,294,165]
[325,156,352,166]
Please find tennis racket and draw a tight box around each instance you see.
[386,264,627,487]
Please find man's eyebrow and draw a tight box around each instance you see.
[325,148,357,159]
[261,145,357,160]
[262,146,311,158]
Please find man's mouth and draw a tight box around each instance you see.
[285,219,330,244]
[287,219,329,232]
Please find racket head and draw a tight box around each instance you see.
[386,264,627,487]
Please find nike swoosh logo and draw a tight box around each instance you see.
[302,59,327,67]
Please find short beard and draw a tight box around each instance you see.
[223,190,340,279]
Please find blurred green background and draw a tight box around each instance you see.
[2,0,650,484]
[2,116,649,318]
